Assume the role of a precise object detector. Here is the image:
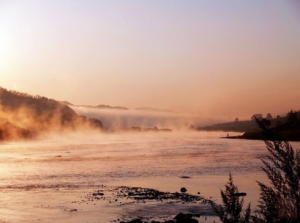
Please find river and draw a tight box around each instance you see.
[1,131,295,223]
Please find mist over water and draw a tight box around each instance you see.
[1,97,299,222]
[2,97,299,222]
[1,1,299,222]
[71,106,221,131]
[0,132,262,188]
[2,131,296,222]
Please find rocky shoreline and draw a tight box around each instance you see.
[69,185,216,223]
[119,213,201,223]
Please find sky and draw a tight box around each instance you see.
[1,0,300,120]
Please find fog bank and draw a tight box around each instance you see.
[71,106,222,131]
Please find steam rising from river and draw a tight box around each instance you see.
[70,106,220,131]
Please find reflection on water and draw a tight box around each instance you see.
[1,131,296,222]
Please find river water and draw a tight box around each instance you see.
[1,131,296,223]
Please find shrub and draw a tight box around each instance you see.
[211,173,251,223]
[252,118,300,223]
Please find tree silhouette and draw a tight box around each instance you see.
[211,173,251,223]
[252,118,300,223]
[287,110,298,124]
[213,117,300,223]
[266,113,273,120]
[251,114,263,120]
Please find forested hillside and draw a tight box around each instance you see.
[0,87,102,140]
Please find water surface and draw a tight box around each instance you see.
[1,131,293,223]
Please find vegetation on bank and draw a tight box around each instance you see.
[211,173,251,223]
[198,111,300,141]
[197,119,260,132]
[241,111,300,141]
[212,118,300,223]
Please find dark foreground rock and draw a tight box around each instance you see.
[109,186,207,203]
[69,185,215,223]
[82,186,211,206]
[81,186,212,223]
[120,219,143,223]
[180,176,191,179]
[120,213,200,223]
[174,213,200,223]
[180,187,187,193]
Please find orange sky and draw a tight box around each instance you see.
[1,0,300,119]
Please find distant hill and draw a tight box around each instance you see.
[58,101,128,110]
[0,87,103,141]
[197,120,260,132]
[89,104,128,110]
[121,126,172,132]
[135,107,175,113]
[58,101,74,106]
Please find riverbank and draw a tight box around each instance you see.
[222,129,300,142]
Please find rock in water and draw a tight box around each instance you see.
[120,219,143,223]
[180,187,187,193]
[180,176,191,179]
[174,213,198,223]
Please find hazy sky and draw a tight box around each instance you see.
[1,0,300,119]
